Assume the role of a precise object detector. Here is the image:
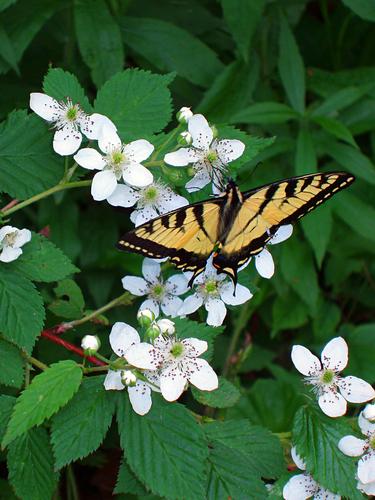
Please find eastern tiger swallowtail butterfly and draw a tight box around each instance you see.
[117,172,354,285]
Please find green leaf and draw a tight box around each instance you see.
[294,126,317,175]
[347,323,375,382]
[278,13,305,113]
[192,377,241,408]
[51,376,115,469]
[0,338,24,388]
[293,405,363,499]
[301,204,332,266]
[74,0,124,88]
[0,110,64,199]
[272,292,309,336]
[311,85,371,116]
[0,266,44,353]
[0,395,16,443]
[332,191,375,244]
[114,459,148,496]
[342,0,375,21]
[7,427,59,500]
[43,68,91,111]
[121,17,223,88]
[0,22,19,74]
[8,233,78,283]
[173,318,224,361]
[312,115,357,147]
[117,395,208,500]
[312,299,341,343]
[48,279,85,319]
[94,69,174,140]
[231,101,299,125]
[2,360,83,447]
[221,0,265,62]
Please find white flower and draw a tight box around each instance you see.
[156,319,175,335]
[179,260,252,327]
[0,226,31,263]
[252,225,293,279]
[103,322,159,416]
[122,258,189,318]
[125,333,218,402]
[291,337,375,418]
[29,92,115,156]
[363,403,375,421]
[357,478,375,496]
[283,446,340,500]
[74,128,154,201]
[339,409,375,485]
[107,180,188,226]
[177,106,193,123]
[164,114,245,193]
[81,335,100,353]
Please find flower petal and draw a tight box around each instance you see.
[359,411,375,437]
[139,298,160,318]
[358,479,375,495]
[186,358,218,391]
[165,274,189,295]
[107,183,140,207]
[179,293,204,316]
[98,129,121,153]
[338,435,367,457]
[14,229,31,248]
[158,193,189,213]
[219,281,252,305]
[291,345,321,376]
[0,225,14,241]
[125,342,164,370]
[103,370,124,390]
[121,275,149,295]
[255,248,274,279]
[123,163,153,188]
[182,338,208,357]
[215,139,245,163]
[185,167,211,193]
[91,170,117,201]
[131,206,159,226]
[124,139,154,163]
[205,297,227,327]
[128,382,152,415]
[291,446,307,471]
[142,258,161,283]
[74,148,106,170]
[314,486,341,499]
[29,93,60,121]
[318,389,347,417]
[338,375,375,403]
[161,295,183,317]
[53,125,82,156]
[109,322,140,356]
[269,224,293,245]
[84,113,117,140]
[0,246,22,262]
[283,473,318,500]
[160,364,187,401]
[188,114,212,150]
[321,336,348,371]
[164,148,200,166]
[358,453,375,484]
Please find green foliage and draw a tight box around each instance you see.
[192,376,240,408]
[43,68,91,111]
[114,459,148,496]
[173,317,224,361]
[2,360,82,447]
[48,279,85,319]
[0,338,24,388]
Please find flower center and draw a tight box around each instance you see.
[144,186,158,202]
[150,283,165,299]
[204,279,219,295]
[370,435,375,449]
[206,150,218,163]
[320,369,335,385]
[111,150,125,165]
[66,105,79,122]
[170,342,184,358]
[4,231,17,247]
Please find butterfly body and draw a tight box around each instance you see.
[118,172,355,284]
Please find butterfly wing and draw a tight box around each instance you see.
[213,172,355,279]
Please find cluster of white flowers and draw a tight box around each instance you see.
[0,226,31,263]
[103,315,218,415]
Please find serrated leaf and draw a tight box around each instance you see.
[48,279,85,319]
[293,405,363,499]
[121,17,223,88]
[7,427,59,500]
[2,360,82,447]
[301,204,332,267]
[0,395,16,443]
[192,376,240,408]
[0,338,24,388]
[43,67,91,111]
[8,233,78,282]
[117,395,208,500]
[231,101,299,125]
[114,458,148,496]
[0,110,64,199]
[51,376,115,468]
[173,318,224,361]
[94,69,174,140]
[74,0,124,88]
[0,266,44,353]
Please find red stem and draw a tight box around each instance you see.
[1,199,19,212]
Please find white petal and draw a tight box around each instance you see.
[185,167,211,193]
[125,342,163,370]
[255,248,274,279]
[358,479,375,495]
[165,274,189,295]
[321,337,348,372]
[186,358,218,391]
[109,322,140,356]
[124,139,154,163]
[338,435,367,457]
[142,258,161,283]
[338,376,375,403]
[0,246,22,262]
[103,370,124,390]
[13,229,31,248]
[53,125,82,156]
[358,453,375,484]
[164,148,200,166]
[0,226,14,241]
[291,446,307,471]
[182,338,208,357]
[161,295,183,317]
[107,183,139,207]
[98,129,121,153]
[91,170,117,201]
[188,114,212,150]
[179,294,204,316]
[283,473,318,500]
[363,403,375,421]
[139,298,160,318]
[291,345,321,376]
[215,139,245,163]
[219,281,252,305]
[121,276,149,296]
[318,389,347,417]
[84,113,117,140]
[132,206,159,226]
[123,163,153,188]
[74,148,106,170]
[158,193,189,213]
[128,382,152,415]
[359,411,375,437]
[269,225,293,245]
[160,364,187,401]
[205,297,227,327]
[314,486,341,500]
[29,92,59,121]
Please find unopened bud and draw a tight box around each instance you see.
[121,370,137,387]
[81,335,100,355]
[157,319,175,335]
[363,403,375,421]
[137,308,155,328]
[177,131,192,146]
[210,124,218,139]
[145,323,161,341]
[176,106,193,124]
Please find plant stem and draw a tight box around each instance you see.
[1,180,91,217]
[66,465,79,500]
[22,353,48,371]
[83,365,110,373]
[150,125,182,162]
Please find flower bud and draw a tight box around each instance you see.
[177,131,192,146]
[176,106,193,124]
[121,370,137,387]
[363,403,375,421]
[157,318,175,335]
[81,335,101,355]
[145,322,161,341]
[210,124,218,139]
[137,308,155,328]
